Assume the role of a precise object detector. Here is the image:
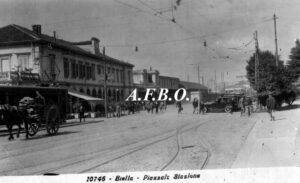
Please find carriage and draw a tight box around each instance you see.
[0,85,68,137]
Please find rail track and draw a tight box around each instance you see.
[3,116,214,175]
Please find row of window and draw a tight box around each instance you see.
[0,55,29,73]
[64,58,96,80]
[64,57,127,83]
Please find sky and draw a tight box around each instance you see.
[1,0,300,86]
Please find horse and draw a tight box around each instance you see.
[0,104,24,141]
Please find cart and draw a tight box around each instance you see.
[0,85,68,136]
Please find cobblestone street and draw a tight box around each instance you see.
[0,104,257,175]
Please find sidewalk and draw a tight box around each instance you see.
[0,117,105,137]
[232,101,300,168]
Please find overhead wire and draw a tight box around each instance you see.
[104,17,271,48]
[37,1,274,58]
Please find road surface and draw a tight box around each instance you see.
[0,104,256,175]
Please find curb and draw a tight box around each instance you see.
[0,119,104,137]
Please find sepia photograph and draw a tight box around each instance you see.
[0,0,300,181]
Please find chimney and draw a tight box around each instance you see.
[91,37,100,55]
[32,25,42,35]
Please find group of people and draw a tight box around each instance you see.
[77,92,277,122]
[238,95,253,117]
[238,92,276,121]
[192,98,206,115]
[145,101,167,114]
[107,102,143,118]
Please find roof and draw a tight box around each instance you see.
[179,81,208,90]
[0,24,134,67]
[68,91,103,102]
[159,75,180,81]
[133,69,159,74]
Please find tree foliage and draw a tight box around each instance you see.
[287,39,300,82]
[246,50,296,106]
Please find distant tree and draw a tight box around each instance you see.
[287,39,300,82]
[246,50,296,106]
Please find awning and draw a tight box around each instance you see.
[68,91,104,102]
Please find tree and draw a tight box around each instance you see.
[246,50,295,106]
[287,39,300,82]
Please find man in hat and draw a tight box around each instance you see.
[266,92,276,121]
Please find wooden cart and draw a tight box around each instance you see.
[0,85,68,136]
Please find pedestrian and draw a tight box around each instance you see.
[116,103,121,118]
[199,100,205,115]
[253,98,258,112]
[150,102,154,114]
[246,97,253,116]
[192,98,198,114]
[266,92,276,121]
[176,101,183,114]
[79,104,85,122]
[155,101,159,114]
[239,95,245,116]
[108,104,113,118]
[230,97,235,114]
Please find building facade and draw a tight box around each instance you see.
[179,81,210,102]
[133,68,180,102]
[0,24,134,103]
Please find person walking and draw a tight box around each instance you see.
[150,102,154,114]
[116,103,121,118]
[155,101,159,114]
[239,96,245,116]
[266,92,276,121]
[246,97,253,116]
[192,98,198,114]
[230,97,235,114]
[79,104,85,122]
[199,100,205,115]
[176,101,183,114]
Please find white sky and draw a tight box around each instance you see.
[1,0,300,85]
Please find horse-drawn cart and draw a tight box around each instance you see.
[0,85,68,137]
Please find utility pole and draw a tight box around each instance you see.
[197,64,201,110]
[214,70,217,93]
[221,72,225,92]
[273,14,279,67]
[103,47,108,118]
[254,31,259,91]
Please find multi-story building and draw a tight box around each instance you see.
[158,75,179,90]
[0,24,134,103]
[133,68,180,102]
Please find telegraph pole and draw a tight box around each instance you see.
[273,14,279,67]
[214,70,217,93]
[254,31,259,91]
[197,64,201,110]
[103,47,108,118]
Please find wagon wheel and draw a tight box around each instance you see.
[225,105,232,113]
[27,120,39,136]
[46,105,60,135]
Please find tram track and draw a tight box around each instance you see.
[79,118,214,173]
[160,118,213,171]
[2,114,215,175]
[45,117,214,174]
